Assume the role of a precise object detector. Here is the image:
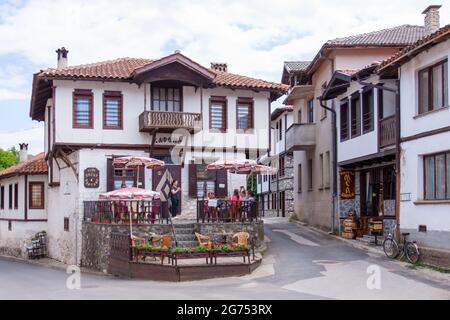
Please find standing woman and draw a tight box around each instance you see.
[170,180,181,219]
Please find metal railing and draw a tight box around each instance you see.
[197,199,259,223]
[83,199,170,225]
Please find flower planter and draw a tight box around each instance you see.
[92,217,101,223]
[212,249,250,264]
[122,219,138,225]
[171,250,211,266]
[133,248,171,265]
[100,218,112,224]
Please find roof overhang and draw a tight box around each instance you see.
[283,85,314,104]
[30,73,52,121]
[131,52,215,87]
[322,71,351,100]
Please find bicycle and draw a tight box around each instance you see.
[383,225,420,264]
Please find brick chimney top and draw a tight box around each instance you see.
[56,47,69,69]
[422,5,442,35]
[19,143,28,163]
[211,63,228,72]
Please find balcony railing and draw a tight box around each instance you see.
[197,199,259,223]
[285,123,316,152]
[379,116,396,148]
[139,111,202,133]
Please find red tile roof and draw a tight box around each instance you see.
[38,57,288,92]
[0,153,47,179]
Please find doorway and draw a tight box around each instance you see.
[152,165,182,215]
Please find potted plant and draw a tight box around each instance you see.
[100,212,112,224]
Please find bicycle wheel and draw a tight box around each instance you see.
[383,238,399,259]
[405,242,420,264]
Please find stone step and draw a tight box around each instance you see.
[175,234,197,241]
[172,222,196,228]
[175,241,198,247]
[172,228,195,235]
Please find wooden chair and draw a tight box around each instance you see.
[232,232,250,249]
[150,234,173,264]
[195,232,212,249]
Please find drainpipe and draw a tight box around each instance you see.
[318,97,337,234]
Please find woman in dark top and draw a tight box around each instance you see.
[170,180,181,219]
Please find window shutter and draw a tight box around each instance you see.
[138,167,145,189]
[107,158,114,192]
[216,170,228,198]
[188,163,197,198]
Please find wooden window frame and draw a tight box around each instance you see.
[151,86,183,112]
[362,88,374,134]
[103,91,123,130]
[8,184,12,209]
[279,118,283,141]
[209,96,227,132]
[29,182,45,210]
[418,59,448,115]
[350,92,361,138]
[279,155,285,177]
[236,98,254,131]
[73,89,94,129]
[14,183,18,210]
[0,185,4,210]
[340,99,349,141]
[423,151,450,200]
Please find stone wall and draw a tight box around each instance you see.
[81,221,264,272]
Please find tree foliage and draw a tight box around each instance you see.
[0,147,19,171]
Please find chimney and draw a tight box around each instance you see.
[19,143,28,163]
[56,47,69,69]
[422,5,442,35]
[211,63,228,72]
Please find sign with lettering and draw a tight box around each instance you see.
[154,133,184,145]
[84,167,100,189]
[340,170,355,199]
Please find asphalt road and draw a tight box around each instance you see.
[1,217,449,300]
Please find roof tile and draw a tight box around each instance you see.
[0,153,47,179]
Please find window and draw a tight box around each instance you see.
[114,169,137,190]
[209,97,227,131]
[419,59,448,114]
[152,87,182,112]
[14,183,18,210]
[319,153,324,189]
[308,159,313,191]
[279,119,283,141]
[279,156,285,177]
[73,89,93,128]
[103,91,123,129]
[8,184,12,209]
[29,182,45,209]
[362,89,374,133]
[351,93,361,138]
[383,166,396,200]
[340,100,349,141]
[307,99,314,123]
[263,174,268,182]
[424,152,450,200]
[236,98,254,130]
[297,164,302,193]
[271,193,277,210]
[258,174,262,184]
[325,151,331,188]
[0,186,4,210]
[64,217,70,232]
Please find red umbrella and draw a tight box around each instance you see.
[230,164,278,175]
[207,158,258,171]
[113,156,164,169]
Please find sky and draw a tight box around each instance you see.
[0,0,448,155]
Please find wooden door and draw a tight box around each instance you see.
[153,165,182,215]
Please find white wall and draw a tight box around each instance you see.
[0,220,47,258]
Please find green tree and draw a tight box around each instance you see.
[0,147,19,171]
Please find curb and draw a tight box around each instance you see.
[0,255,110,277]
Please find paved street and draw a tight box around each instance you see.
[1,217,449,300]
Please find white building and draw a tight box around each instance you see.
[25,49,286,264]
[0,144,48,256]
[378,16,450,251]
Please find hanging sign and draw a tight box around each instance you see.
[340,170,355,199]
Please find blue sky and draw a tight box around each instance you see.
[0,0,448,154]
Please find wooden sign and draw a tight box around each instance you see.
[340,170,355,199]
[84,167,100,188]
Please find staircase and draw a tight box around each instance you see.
[172,222,197,247]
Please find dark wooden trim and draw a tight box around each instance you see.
[338,148,396,167]
[209,96,227,132]
[73,89,94,129]
[0,218,48,222]
[340,99,349,142]
[8,184,12,210]
[236,97,254,130]
[24,175,28,220]
[13,183,18,210]
[402,125,450,143]
[350,91,361,138]
[103,91,123,130]
[418,59,448,115]
[29,181,45,210]
[0,185,4,210]
[150,86,183,112]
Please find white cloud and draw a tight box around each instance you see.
[0,0,448,83]
[0,125,44,155]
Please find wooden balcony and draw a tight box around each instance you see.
[139,111,202,133]
[379,116,396,149]
[286,123,316,152]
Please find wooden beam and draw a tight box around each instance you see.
[57,148,79,182]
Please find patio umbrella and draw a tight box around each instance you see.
[229,165,278,193]
[206,158,258,171]
[99,188,161,200]
[113,156,164,189]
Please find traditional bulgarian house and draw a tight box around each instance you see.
[283,14,427,232]
[27,49,286,264]
[378,6,450,253]
[257,105,294,217]
[321,64,398,239]
[0,144,48,256]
